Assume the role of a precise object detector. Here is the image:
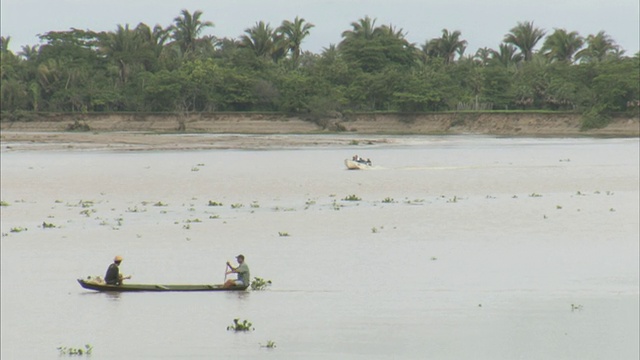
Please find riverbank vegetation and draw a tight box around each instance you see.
[1,10,638,129]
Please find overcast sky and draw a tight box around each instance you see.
[2,0,638,56]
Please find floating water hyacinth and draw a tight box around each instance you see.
[260,340,276,348]
[57,344,93,356]
[227,318,254,332]
[250,277,272,290]
[343,194,361,201]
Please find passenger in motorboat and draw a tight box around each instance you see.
[352,155,372,165]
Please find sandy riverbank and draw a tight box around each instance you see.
[1,112,638,151]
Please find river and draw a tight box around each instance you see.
[1,135,638,359]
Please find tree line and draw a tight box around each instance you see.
[1,9,638,126]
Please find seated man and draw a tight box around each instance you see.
[104,255,131,285]
[224,254,250,288]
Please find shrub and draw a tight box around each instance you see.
[581,106,610,130]
[66,120,90,132]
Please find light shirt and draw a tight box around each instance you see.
[236,262,250,285]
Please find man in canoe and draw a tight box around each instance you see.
[105,255,132,285]
[224,254,250,288]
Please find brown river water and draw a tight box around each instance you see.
[1,135,638,359]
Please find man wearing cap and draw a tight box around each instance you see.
[105,255,131,285]
[224,255,250,288]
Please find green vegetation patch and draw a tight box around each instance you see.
[250,277,273,290]
[57,344,93,356]
[342,194,361,201]
[227,318,254,332]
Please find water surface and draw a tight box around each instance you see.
[1,136,638,359]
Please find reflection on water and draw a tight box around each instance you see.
[104,292,122,301]
[226,291,251,301]
[78,291,119,299]
[1,137,638,359]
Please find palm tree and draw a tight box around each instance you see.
[240,21,276,58]
[270,31,289,63]
[320,44,339,61]
[278,16,315,64]
[504,21,546,61]
[18,45,40,61]
[474,47,492,66]
[340,16,377,45]
[541,28,584,63]
[0,36,11,53]
[490,43,523,67]
[170,9,214,55]
[377,23,416,67]
[377,23,406,40]
[98,24,141,84]
[339,17,415,72]
[36,58,64,94]
[575,31,621,63]
[135,23,170,71]
[340,17,411,49]
[422,29,467,64]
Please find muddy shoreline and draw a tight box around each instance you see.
[1,112,638,151]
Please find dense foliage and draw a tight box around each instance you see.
[1,11,638,119]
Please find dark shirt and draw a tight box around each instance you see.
[105,263,120,285]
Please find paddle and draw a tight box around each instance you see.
[224,261,232,283]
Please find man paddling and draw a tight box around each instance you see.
[105,255,132,285]
[224,254,250,288]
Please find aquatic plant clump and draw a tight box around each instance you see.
[260,340,276,348]
[227,318,254,332]
[57,344,93,356]
[250,277,273,290]
[42,222,57,228]
[342,194,362,201]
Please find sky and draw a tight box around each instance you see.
[1,0,639,56]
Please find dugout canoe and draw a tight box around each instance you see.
[77,278,248,292]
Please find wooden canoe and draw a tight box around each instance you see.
[77,278,248,292]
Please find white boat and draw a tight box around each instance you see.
[345,158,372,170]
